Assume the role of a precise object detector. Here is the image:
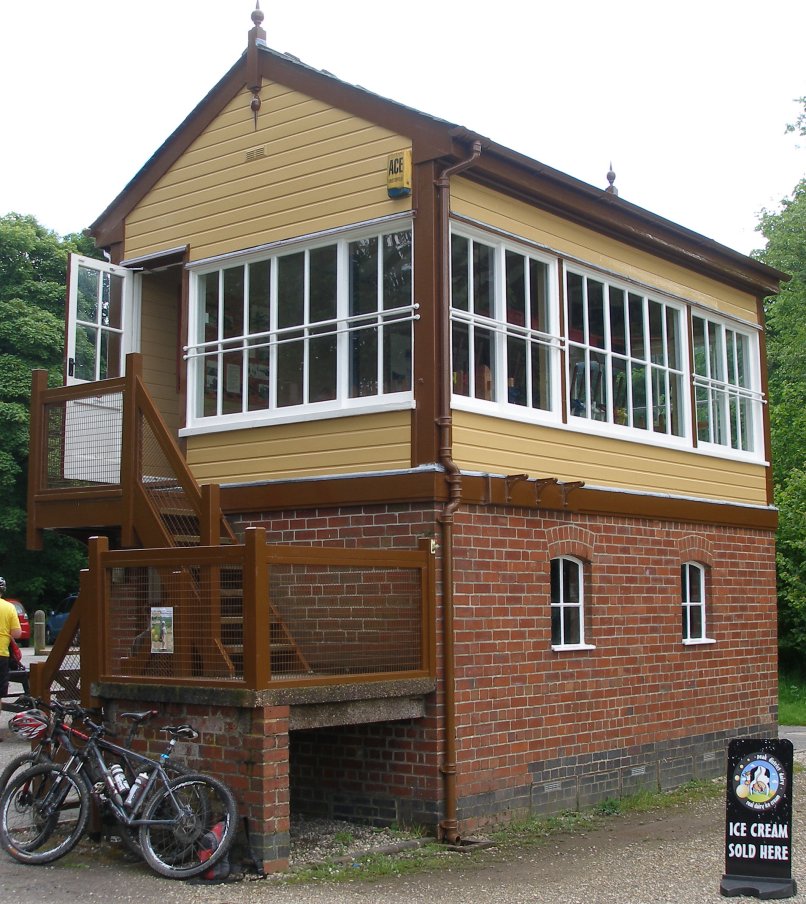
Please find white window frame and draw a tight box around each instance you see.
[691,313,764,457]
[681,561,715,646]
[449,225,563,424]
[550,556,595,651]
[182,221,416,435]
[564,265,690,448]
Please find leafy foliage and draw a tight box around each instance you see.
[756,159,806,663]
[0,213,99,610]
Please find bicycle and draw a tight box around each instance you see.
[0,699,237,879]
[1,698,174,795]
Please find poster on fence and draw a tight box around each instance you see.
[150,607,174,653]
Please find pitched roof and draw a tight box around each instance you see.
[89,40,786,296]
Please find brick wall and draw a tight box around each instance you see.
[110,501,775,847]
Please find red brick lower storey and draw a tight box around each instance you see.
[96,499,777,863]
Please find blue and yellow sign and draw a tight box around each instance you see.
[387,149,412,198]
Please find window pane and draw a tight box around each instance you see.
[474,327,494,400]
[529,259,549,333]
[203,357,218,417]
[567,273,584,342]
[628,294,645,360]
[382,231,412,310]
[709,323,724,381]
[202,273,219,344]
[221,350,243,415]
[506,251,525,326]
[75,325,97,381]
[682,606,689,640]
[695,385,710,442]
[350,326,378,398]
[563,606,581,646]
[310,245,337,323]
[507,335,527,406]
[551,606,561,646]
[452,321,470,396]
[689,605,703,639]
[669,372,684,436]
[736,333,749,388]
[590,351,607,420]
[99,330,122,380]
[531,342,551,411]
[247,342,269,411]
[631,362,647,430]
[692,317,707,376]
[651,364,667,432]
[666,308,680,370]
[562,559,580,603]
[277,335,303,407]
[350,237,378,315]
[310,331,337,402]
[612,357,628,425]
[383,320,411,393]
[223,266,245,339]
[473,242,494,318]
[648,300,664,365]
[278,253,304,329]
[689,565,702,603]
[609,287,627,355]
[451,235,469,312]
[77,266,99,322]
[587,280,605,350]
[569,346,587,417]
[104,273,123,330]
[550,558,561,602]
[248,260,270,335]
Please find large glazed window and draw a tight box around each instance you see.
[692,315,761,453]
[565,269,685,437]
[450,230,560,414]
[187,226,414,424]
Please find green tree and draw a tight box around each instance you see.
[0,213,98,611]
[756,152,806,666]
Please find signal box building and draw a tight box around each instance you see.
[27,9,785,872]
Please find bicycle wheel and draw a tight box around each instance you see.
[0,764,91,864]
[138,773,237,879]
[0,752,53,795]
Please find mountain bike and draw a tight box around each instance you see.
[0,699,237,879]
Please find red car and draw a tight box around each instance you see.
[8,599,30,647]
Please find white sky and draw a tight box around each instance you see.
[1,0,804,256]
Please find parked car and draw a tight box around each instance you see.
[8,600,30,647]
[46,593,77,644]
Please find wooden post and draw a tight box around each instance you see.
[120,354,143,548]
[243,527,270,689]
[82,535,109,707]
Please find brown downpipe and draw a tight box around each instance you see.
[435,139,482,844]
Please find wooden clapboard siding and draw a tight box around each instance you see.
[124,81,411,262]
[452,411,767,506]
[185,411,411,484]
[139,268,181,435]
[452,178,760,323]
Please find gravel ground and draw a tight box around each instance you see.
[0,710,803,903]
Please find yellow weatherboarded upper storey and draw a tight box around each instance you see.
[124,80,412,262]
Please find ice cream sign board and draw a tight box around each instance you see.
[720,737,795,899]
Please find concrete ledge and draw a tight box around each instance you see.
[94,676,436,713]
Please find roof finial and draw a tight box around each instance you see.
[251,1,264,29]
[605,162,618,196]
[247,2,266,129]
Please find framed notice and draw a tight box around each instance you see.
[150,607,174,654]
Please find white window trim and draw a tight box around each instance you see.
[550,555,591,649]
[449,223,563,422]
[681,561,714,644]
[184,220,415,433]
[691,311,765,458]
[551,642,596,653]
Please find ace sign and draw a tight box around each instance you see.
[721,738,796,899]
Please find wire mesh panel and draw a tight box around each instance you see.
[45,392,123,488]
[48,628,83,702]
[268,563,423,678]
[105,562,246,684]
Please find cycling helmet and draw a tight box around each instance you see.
[9,709,49,741]
[0,577,5,594]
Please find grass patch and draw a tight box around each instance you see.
[276,780,722,885]
[779,670,806,724]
